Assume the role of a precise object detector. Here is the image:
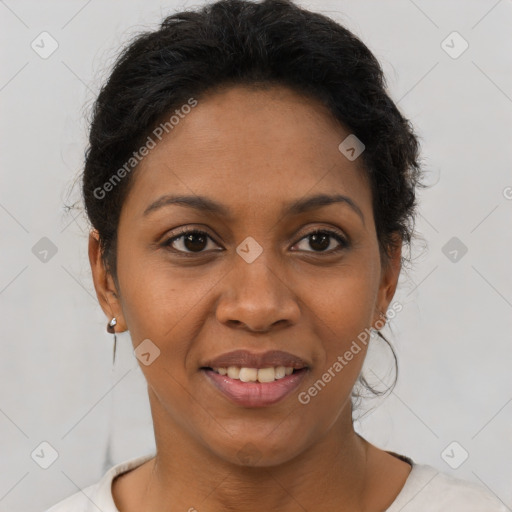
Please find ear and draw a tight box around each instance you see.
[88,229,127,332]
[372,234,402,330]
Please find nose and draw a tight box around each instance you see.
[215,256,300,333]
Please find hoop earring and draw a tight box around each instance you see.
[373,309,387,335]
[107,317,117,365]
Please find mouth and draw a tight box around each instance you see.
[201,366,309,407]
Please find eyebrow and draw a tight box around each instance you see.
[143,193,365,224]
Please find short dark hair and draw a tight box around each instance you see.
[79,0,427,401]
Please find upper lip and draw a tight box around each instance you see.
[201,350,309,370]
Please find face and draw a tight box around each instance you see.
[89,85,401,467]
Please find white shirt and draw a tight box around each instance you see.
[44,452,508,511]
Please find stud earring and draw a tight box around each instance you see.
[107,317,117,365]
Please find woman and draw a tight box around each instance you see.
[46,0,506,510]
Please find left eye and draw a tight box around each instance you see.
[294,230,348,253]
[163,229,348,255]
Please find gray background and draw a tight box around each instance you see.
[1,0,511,510]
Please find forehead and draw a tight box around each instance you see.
[121,85,372,223]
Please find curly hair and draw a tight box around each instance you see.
[79,0,427,402]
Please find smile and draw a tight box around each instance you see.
[202,367,308,407]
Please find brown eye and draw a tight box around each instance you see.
[294,230,348,253]
[164,229,218,254]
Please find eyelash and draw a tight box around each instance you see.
[162,228,349,257]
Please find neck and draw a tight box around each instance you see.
[141,389,372,512]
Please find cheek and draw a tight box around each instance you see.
[304,263,378,337]
[295,283,373,423]
[116,247,219,347]
[299,264,376,387]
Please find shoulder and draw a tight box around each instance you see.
[42,453,155,512]
[388,463,508,511]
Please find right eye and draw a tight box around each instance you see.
[163,229,221,255]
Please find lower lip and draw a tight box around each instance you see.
[202,368,308,408]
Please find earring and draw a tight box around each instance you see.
[107,317,117,365]
[370,310,387,339]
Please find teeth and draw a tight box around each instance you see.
[239,367,258,382]
[212,366,298,382]
[227,366,240,379]
[274,366,286,379]
[257,367,275,383]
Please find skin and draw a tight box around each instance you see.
[89,84,411,511]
